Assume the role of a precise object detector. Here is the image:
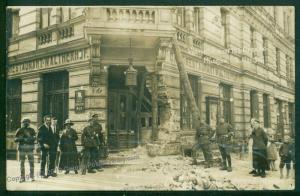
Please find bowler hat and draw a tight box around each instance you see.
[64,119,74,126]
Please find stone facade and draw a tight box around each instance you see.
[6,6,295,154]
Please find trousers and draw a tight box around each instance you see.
[19,149,34,179]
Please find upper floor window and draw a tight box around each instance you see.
[283,10,291,35]
[6,8,20,38]
[193,7,201,34]
[250,27,256,59]
[221,8,228,48]
[40,8,51,28]
[263,37,268,66]
[286,54,292,79]
[61,7,72,23]
[250,90,259,120]
[276,47,280,73]
[176,7,186,27]
[263,94,270,128]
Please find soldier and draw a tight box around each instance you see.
[191,120,214,168]
[15,117,36,183]
[91,114,105,171]
[215,117,234,172]
[81,117,99,174]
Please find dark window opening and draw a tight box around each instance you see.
[220,83,232,124]
[250,90,259,120]
[6,79,22,132]
[263,94,270,128]
[43,71,69,131]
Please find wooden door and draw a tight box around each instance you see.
[108,90,137,150]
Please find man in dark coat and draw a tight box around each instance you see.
[215,117,234,172]
[81,117,99,174]
[251,119,268,178]
[37,115,58,178]
[191,120,214,168]
[15,117,36,183]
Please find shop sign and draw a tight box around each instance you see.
[75,90,85,113]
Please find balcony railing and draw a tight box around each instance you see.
[106,8,156,24]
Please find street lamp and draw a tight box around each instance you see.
[124,38,137,88]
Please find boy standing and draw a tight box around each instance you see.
[279,136,292,179]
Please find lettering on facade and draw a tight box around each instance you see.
[8,48,90,75]
[75,90,85,113]
[185,56,237,81]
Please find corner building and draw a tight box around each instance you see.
[6,6,295,153]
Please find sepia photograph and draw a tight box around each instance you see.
[5,6,295,191]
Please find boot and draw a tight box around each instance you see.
[286,169,290,179]
[191,159,198,165]
[280,168,283,179]
[227,157,232,172]
[220,161,227,170]
[75,170,78,174]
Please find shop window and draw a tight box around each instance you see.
[6,79,22,132]
[180,75,199,129]
[220,83,232,124]
[288,102,295,138]
[263,94,270,128]
[43,71,69,130]
[275,99,284,140]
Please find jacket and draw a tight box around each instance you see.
[215,122,234,145]
[251,127,268,150]
[195,123,213,145]
[81,125,99,148]
[15,127,36,151]
[37,124,58,151]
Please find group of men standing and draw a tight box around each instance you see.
[191,117,234,172]
[14,114,105,182]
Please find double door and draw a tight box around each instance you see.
[108,90,137,150]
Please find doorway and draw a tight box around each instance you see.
[107,66,151,150]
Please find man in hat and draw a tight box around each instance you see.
[91,114,105,171]
[81,117,99,174]
[191,119,214,168]
[15,117,36,182]
[215,117,235,172]
[37,115,58,178]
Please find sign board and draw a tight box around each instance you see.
[75,90,85,113]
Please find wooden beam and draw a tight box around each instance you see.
[172,38,201,127]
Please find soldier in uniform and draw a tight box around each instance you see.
[91,114,104,171]
[81,117,99,174]
[215,117,234,172]
[15,117,36,183]
[191,120,214,168]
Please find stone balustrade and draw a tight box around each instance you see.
[106,8,156,24]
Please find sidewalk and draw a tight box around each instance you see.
[6,147,295,191]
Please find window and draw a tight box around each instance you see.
[193,7,201,33]
[221,8,228,47]
[288,103,294,138]
[263,94,270,128]
[6,79,22,132]
[286,55,290,78]
[289,57,293,80]
[275,99,284,140]
[276,48,280,73]
[263,37,268,66]
[43,71,69,130]
[6,9,20,38]
[40,8,51,28]
[176,7,186,27]
[180,75,199,129]
[219,83,232,124]
[283,10,290,35]
[250,27,256,59]
[250,90,259,119]
[61,7,72,22]
[273,6,277,22]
